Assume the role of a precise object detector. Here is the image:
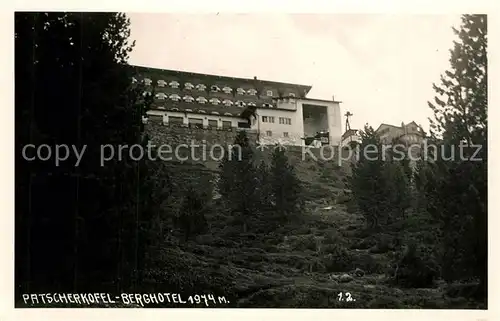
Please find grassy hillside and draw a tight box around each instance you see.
[131,155,482,309]
[18,155,483,309]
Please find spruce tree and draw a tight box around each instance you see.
[256,160,273,210]
[350,126,412,230]
[385,140,412,223]
[426,14,487,300]
[15,12,165,296]
[350,125,388,229]
[270,146,303,222]
[217,130,260,232]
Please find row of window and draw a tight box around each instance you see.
[134,77,297,98]
[160,107,236,116]
[150,115,291,137]
[147,92,275,108]
[167,116,245,130]
[265,130,289,138]
[262,116,292,125]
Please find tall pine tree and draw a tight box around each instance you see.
[425,14,487,301]
[15,12,166,298]
[350,125,387,229]
[269,146,303,222]
[218,130,260,232]
[350,125,411,229]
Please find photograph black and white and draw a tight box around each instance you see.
[14,12,487,310]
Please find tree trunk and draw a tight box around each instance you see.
[73,176,79,292]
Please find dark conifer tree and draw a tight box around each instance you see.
[217,130,260,232]
[15,12,167,297]
[269,146,303,221]
[425,14,487,301]
[349,125,387,229]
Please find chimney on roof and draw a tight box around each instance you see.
[254,76,257,80]
[332,95,335,101]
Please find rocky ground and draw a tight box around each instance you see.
[150,203,480,309]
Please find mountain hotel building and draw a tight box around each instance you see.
[133,65,342,147]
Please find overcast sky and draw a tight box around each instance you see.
[127,13,462,132]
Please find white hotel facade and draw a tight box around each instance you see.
[134,65,342,147]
